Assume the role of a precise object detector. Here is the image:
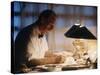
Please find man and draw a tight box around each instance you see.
[14,10,64,73]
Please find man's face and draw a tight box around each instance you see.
[46,16,55,29]
[40,24,54,34]
[40,16,56,34]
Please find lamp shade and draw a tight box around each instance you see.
[64,25,97,40]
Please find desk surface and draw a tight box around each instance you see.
[30,64,91,72]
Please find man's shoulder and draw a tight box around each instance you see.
[16,23,38,39]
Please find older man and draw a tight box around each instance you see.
[14,10,64,73]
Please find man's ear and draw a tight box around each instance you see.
[41,17,49,25]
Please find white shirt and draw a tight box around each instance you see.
[27,26,48,61]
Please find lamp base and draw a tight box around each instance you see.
[72,39,88,64]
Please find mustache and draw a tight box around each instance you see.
[46,24,54,30]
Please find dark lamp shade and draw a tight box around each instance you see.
[64,25,97,40]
